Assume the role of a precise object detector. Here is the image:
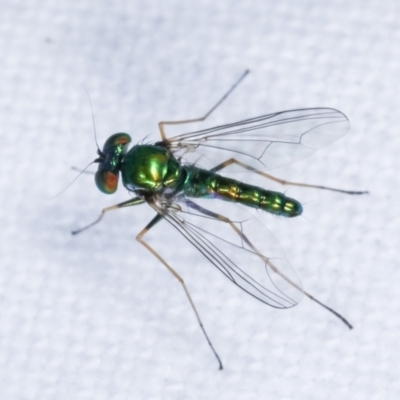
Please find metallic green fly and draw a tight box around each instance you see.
[73,71,366,369]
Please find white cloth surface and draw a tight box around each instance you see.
[0,0,397,399]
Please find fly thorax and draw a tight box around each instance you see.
[121,145,182,191]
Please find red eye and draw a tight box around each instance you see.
[114,136,130,145]
[95,170,119,194]
[104,133,132,149]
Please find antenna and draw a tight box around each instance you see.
[52,89,103,198]
[84,88,101,152]
[51,161,96,199]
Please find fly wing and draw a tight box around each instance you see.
[166,108,349,170]
[151,199,304,309]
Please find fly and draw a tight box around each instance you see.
[72,70,367,369]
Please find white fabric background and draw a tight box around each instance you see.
[0,0,397,399]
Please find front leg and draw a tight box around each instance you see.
[72,197,145,235]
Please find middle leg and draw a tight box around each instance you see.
[210,158,368,195]
[136,213,223,370]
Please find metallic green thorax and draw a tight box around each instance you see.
[121,145,184,191]
[119,144,302,217]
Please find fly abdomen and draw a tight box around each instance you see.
[185,166,302,218]
[214,176,302,217]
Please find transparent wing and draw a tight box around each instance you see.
[166,108,349,170]
[151,199,304,309]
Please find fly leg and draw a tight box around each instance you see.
[185,199,353,329]
[210,158,368,195]
[158,70,249,141]
[137,213,224,370]
[72,197,145,235]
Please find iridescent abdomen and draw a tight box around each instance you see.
[183,166,302,217]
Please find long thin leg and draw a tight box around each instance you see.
[158,70,249,141]
[72,197,145,235]
[210,158,368,195]
[185,199,353,329]
[137,213,224,370]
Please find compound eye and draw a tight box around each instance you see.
[103,133,132,150]
[95,170,119,194]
